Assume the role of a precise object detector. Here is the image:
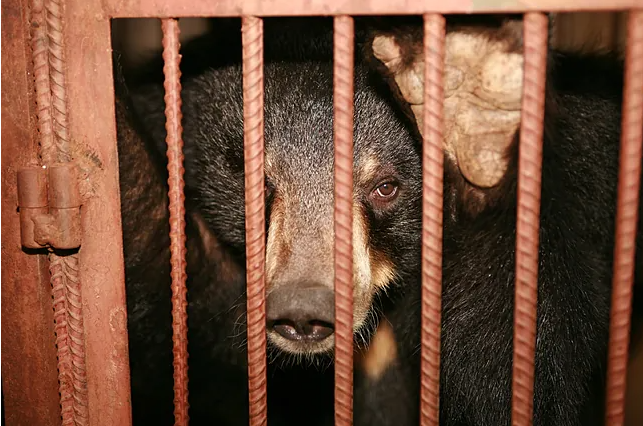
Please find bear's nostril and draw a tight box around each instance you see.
[270,319,334,342]
[303,320,334,341]
[271,320,300,340]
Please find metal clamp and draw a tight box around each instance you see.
[17,163,82,250]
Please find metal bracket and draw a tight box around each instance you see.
[17,163,82,250]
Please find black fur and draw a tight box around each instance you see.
[114,16,642,426]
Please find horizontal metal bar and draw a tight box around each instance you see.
[103,0,641,18]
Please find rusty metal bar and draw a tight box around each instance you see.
[1,0,61,423]
[102,0,642,19]
[31,0,55,161]
[511,12,548,426]
[30,0,91,423]
[37,0,72,164]
[420,13,446,426]
[51,251,88,426]
[242,15,268,426]
[63,0,133,422]
[333,15,355,426]
[161,18,190,426]
[30,4,76,420]
[605,10,643,426]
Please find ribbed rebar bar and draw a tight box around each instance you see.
[161,18,190,426]
[333,15,355,426]
[605,10,643,426]
[511,12,548,426]
[242,15,268,426]
[420,13,446,426]
[30,0,88,424]
[44,0,72,162]
[31,0,54,162]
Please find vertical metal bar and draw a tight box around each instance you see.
[1,0,61,423]
[421,13,446,426]
[161,18,190,426]
[31,0,90,423]
[62,0,132,422]
[242,15,268,426]
[511,12,548,426]
[31,0,55,159]
[30,0,75,422]
[605,10,643,426]
[333,15,355,426]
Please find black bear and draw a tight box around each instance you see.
[114,14,642,426]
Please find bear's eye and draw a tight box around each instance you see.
[372,182,399,201]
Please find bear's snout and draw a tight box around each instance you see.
[266,285,335,343]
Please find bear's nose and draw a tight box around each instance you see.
[266,286,335,342]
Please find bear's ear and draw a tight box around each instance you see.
[365,16,528,189]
